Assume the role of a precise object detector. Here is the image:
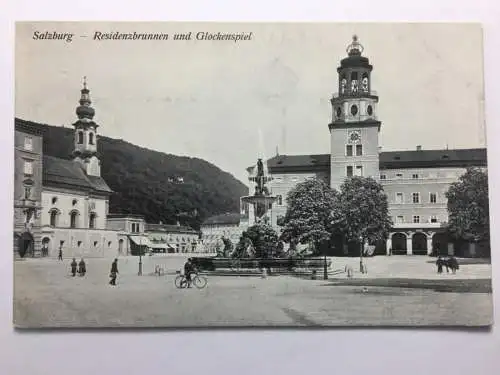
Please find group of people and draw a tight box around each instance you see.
[436,256,460,274]
[66,257,119,286]
[70,258,86,277]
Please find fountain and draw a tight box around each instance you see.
[241,158,278,225]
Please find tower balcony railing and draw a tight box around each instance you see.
[332,90,378,99]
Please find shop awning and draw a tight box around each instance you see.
[151,243,167,249]
[128,236,152,247]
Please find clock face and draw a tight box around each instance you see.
[348,131,361,143]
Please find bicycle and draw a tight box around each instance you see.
[174,272,207,289]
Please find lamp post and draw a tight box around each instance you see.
[138,235,143,276]
[323,247,328,280]
[359,235,364,274]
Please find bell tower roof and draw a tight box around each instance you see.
[338,35,372,71]
[75,76,96,122]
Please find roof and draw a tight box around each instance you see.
[202,212,242,226]
[145,223,198,234]
[107,213,145,219]
[15,118,44,136]
[43,155,113,194]
[247,148,487,173]
[379,148,487,169]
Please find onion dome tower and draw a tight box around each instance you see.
[72,77,101,177]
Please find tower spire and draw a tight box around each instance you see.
[76,76,95,121]
[346,34,364,56]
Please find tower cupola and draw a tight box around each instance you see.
[72,77,101,177]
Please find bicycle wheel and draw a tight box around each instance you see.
[175,275,187,289]
[193,275,207,289]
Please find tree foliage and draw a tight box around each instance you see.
[279,178,339,250]
[244,223,279,258]
[335,176,392,245]
[20,119,247,230]
[446,168,489,242]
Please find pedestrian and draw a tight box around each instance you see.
[436,256,443,274]
[109,258,118,286]
[70,258,77,277]
[58,247,63,261]
[78,258,86,276]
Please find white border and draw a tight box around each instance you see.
[1,1,499,374]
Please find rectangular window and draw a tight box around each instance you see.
[412,174,419,179]
[355,166,363,176]
[346,145,353,156]
[397,216,404,223]
[395,192,404,204]
[413,216,420,223]
[430,216,438,223]
[346,166,353,177]
[396,173,403,178]
[356,144,363,156]
[380,174,386,180]
[23,160,33,175]
[430,193,437,203]
[412,192,420,204]
[24,136,33,151]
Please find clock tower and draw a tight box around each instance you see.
[328,35,381,190]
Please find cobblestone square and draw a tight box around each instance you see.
[13,255,493,328]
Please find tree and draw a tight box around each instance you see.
[446,168,489,243]
[336,177,392,270]
[279,178,339,254]
[244,223,279,258]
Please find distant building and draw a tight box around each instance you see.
[14,120,44,258]
[145,222,199,253]
[243,36,488,257]
[200,213,244,252]
[106,214,150,255]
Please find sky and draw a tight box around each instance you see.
[15,22,486,185]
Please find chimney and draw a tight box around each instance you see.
[416,145,422,151]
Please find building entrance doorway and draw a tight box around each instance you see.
[18,232,34,258]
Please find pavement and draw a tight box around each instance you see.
[13,255,494,328]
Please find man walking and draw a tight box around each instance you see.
[109,258,119,286]
[70,258,77,277]
[58,247,63,261]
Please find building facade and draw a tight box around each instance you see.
[200,213,244,252]
[14,120,44,258]
[39,79,116,258]
[244,36,488,257]
[145,223,200,253]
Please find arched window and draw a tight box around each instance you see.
[89,213,96,229]
[78,131,84,144]
[89,133,94,145]
[50,210,59,227]
[70,211,79,229]
[362,72,369,92]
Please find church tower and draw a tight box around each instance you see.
[329,35,381,190]
[72,77,101,177]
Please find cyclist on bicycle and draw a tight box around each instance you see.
[184,258,196,288]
